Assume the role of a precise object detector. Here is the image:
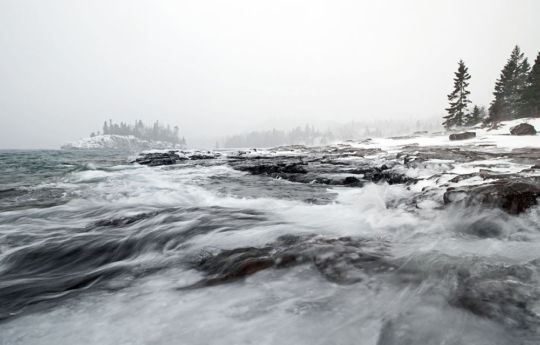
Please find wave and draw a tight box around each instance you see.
[2,149,540,344]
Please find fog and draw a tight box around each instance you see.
[0,0,539,149]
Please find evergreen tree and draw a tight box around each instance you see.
[443,60,471,129]
[465,105,486,126]
[516,58,531,117]
[488,45,530,121]
[521,52,540,117]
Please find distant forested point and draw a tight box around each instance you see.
[443,46,540,129]
[90,120,186,146]
[223,125,331,148]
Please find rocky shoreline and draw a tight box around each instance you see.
[134,139,540,215]
[124,120,540,337]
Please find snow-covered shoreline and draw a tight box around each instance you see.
[132,118,540,216]
[61,134,183,151]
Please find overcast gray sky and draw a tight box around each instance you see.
[0,0,539,148]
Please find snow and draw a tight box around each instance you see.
[349,117,540,151]
[61,135,182,150]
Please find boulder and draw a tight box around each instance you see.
[510,123,536,135]
[343,176,362,186]
[444,178,540,214]
[449,132,476,141]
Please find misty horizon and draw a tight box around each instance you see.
[1,0,540,149]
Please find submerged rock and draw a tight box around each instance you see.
[510,123,537,136]
[449,132,476,141]
[463,217,505,238]
[443,178,540,214]
[343,176,362,186]
[184,236,395,287]
[451,263,540,328]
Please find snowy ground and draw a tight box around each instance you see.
[61,134,183,150]
[352,117,540,151]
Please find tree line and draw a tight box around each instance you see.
[90,120,186,145]
[222,118,441,148]
[443,46,540,129]
[223,125,333,148]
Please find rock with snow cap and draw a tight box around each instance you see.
[510,123,536,136]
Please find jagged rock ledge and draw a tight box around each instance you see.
[132,121,540,215]
[133,151,221,166]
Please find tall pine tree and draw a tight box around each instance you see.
[488,45,530,121]
[443,60,471,129]
[516,58,531,117]
[465,105,485,126]
[520,52,540,117]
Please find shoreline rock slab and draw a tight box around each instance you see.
[449,132,476,141]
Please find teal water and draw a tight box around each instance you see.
[0,150,130,211]
[1,149,540,345]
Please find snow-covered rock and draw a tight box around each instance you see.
[510,123,537,135]
[61,135,183,150]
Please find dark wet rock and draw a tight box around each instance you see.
[230,156,411,187]
[134,151,220,166]
[185,236,395,287]
[444,178,540,214]
[449,132,476,141]
[343,176,362,186]
[510,123,536,136]
[348,164,412,185]
[134,152,185,166]
[191,247,275,286]
[448,173,478,183]
[189,153,219,160]
[451,263,540,328]
[462,217,505,238]
[448,170,519,183]
[235,162,308,175]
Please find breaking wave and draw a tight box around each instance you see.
[1,149,540,345]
